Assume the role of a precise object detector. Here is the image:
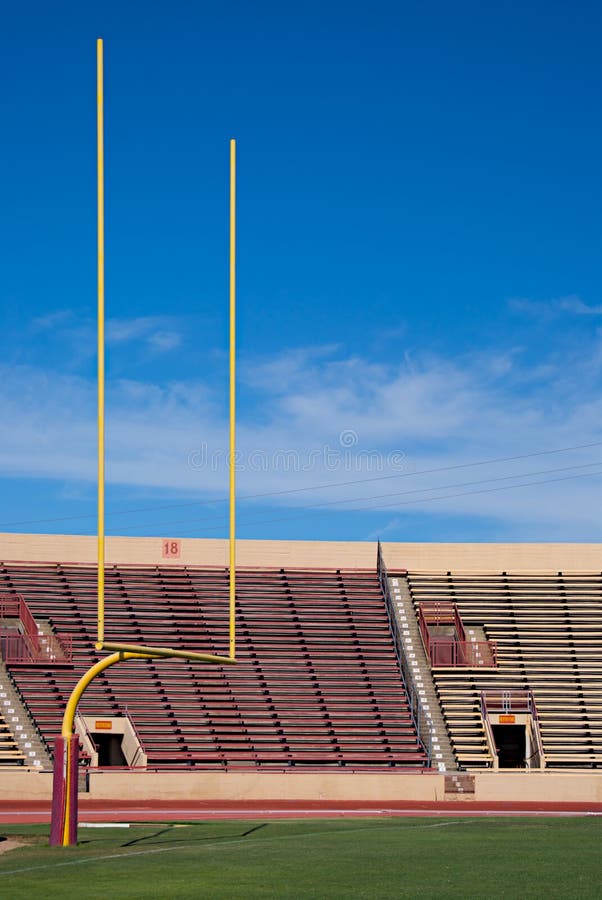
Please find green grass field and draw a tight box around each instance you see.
[0,817,599,899]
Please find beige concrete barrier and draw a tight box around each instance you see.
[86,770,444,803]
[2,532,602,574]
[1,769,601,805]
[0,770,53,800]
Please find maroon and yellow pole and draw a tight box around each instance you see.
[50,650,154,846]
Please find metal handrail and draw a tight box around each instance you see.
[0,630,73,665]
[481,689,546,769]
[123,706,146,768]
[418,602,497,668]
[0,595,40,651]
[75,713,99,762]
[480,692,500,768]
[38,631,73,664]
[418,601,466,642]
[482,689,533,712]
[0,592,73,665]
[377,542,433,766]
[428,639,498,667]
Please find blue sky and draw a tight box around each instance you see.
[1,1,601,542]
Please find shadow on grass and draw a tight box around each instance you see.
[118,822,270,849]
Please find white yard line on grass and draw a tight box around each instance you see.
[0,820,469,878]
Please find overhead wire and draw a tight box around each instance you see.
[147,465,602,538]
[57,458,602,536]
[1,439,602,529]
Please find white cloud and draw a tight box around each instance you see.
[30,310,183,356]
[557,297,602,316]
[509,294,602,318]
[1,332,602,539]
[32,310,75,330]
[106,316,182,353]
[241,344,340,393]
[147,330,181,352]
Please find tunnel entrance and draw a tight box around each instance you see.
[492,724,526,768]
[75,714,147,768]
[92,732,127,767]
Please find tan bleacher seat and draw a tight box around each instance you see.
[404,571,602,769]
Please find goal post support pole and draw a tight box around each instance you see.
[50,651,152,846]
[229,138,236,660]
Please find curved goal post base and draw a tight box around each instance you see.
[50,649,231,846]
[49,734,79,846]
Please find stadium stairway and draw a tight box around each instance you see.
[0,662,50,768]
[0,690,25,766]
[387,574,457,772]
[405,572,602,770]
[0,562,429,772]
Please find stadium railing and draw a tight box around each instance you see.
[0,593,73,665]
[417,601,497,668]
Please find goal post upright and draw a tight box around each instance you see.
[229,138,236,661]
[96,36,105,649]
[92,41,236,662]
[51,42,238,847]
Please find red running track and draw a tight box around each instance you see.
[1,800,601,823]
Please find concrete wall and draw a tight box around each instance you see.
[0,533,375,569]
[472,772,602,803]
[0,770,53,800]
[87,770,443,802]
[1,769,601,805]
[384,542,602,574]
[2,532,602,573]
[86,770,602,804]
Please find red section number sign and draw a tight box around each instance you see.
[162,539,181,559]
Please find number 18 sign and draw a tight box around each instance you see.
[162,539,181,559]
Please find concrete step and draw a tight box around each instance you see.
[388,575,458,772]
[0,662,52,769]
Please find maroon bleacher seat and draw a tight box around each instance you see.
[0,562,428,771]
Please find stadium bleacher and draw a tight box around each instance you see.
[403,572,602,769]
[2,543,601,776]
[0,562,428,770]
